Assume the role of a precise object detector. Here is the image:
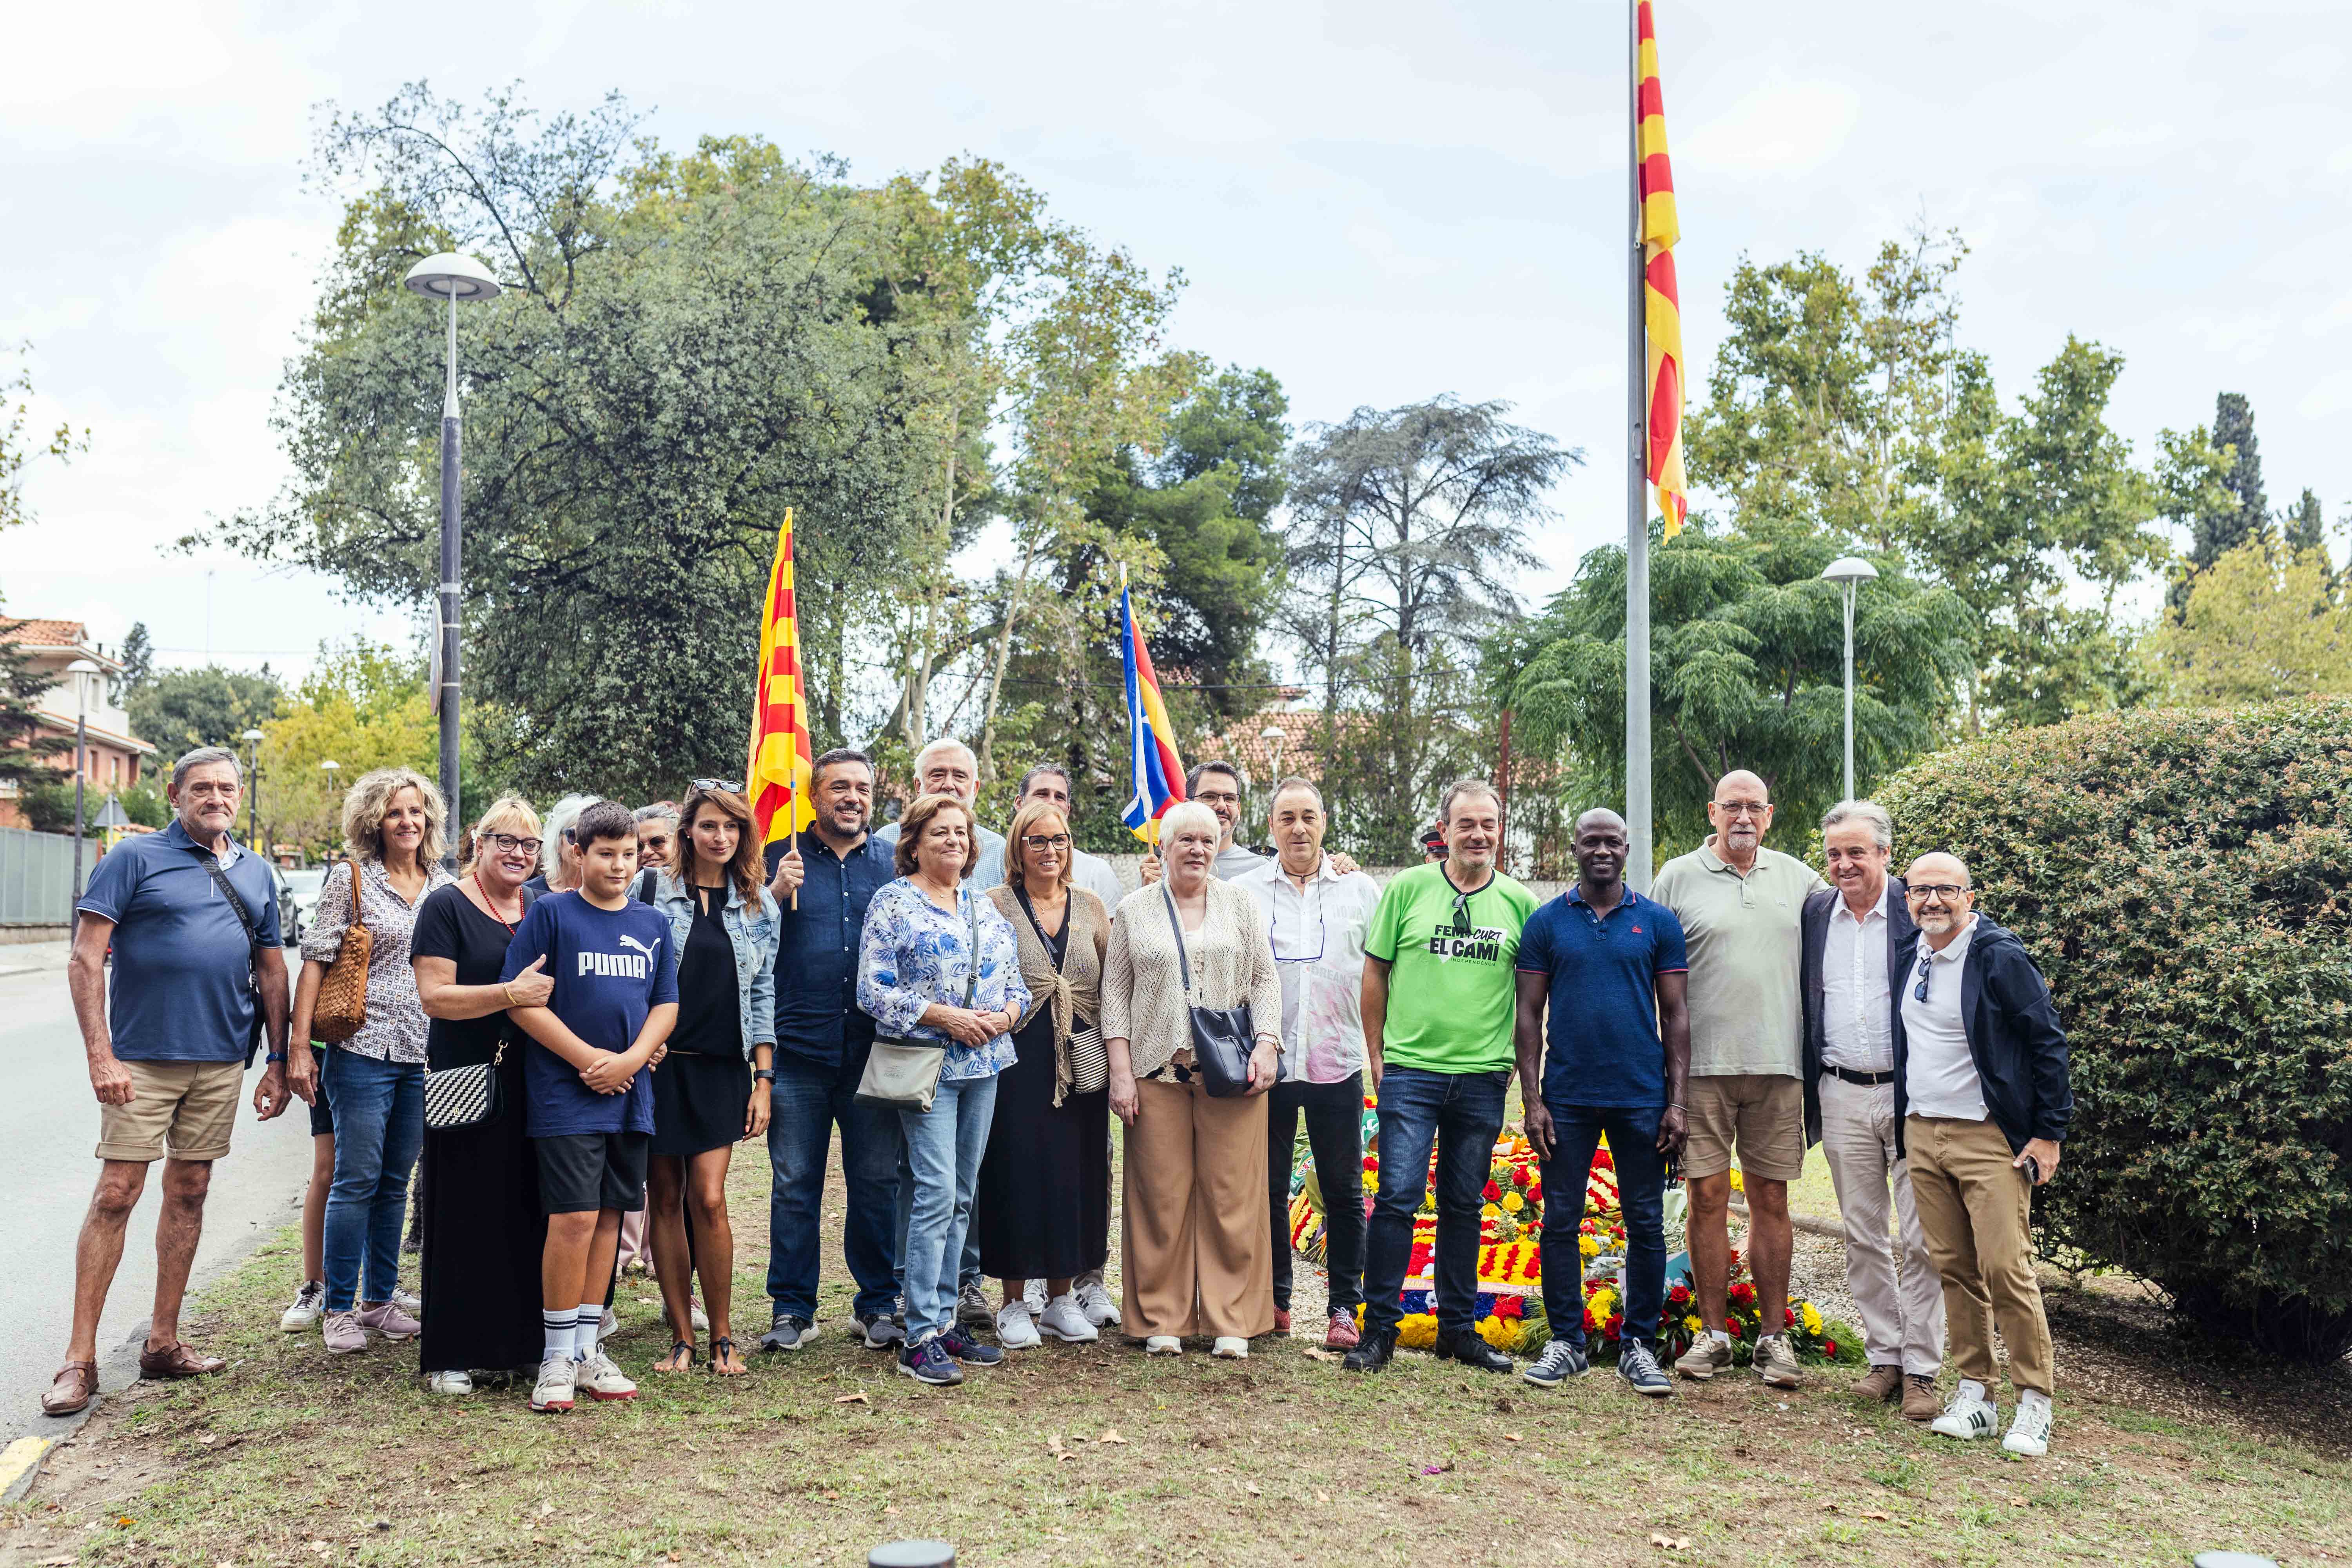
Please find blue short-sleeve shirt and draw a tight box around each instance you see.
[1516,886,1688,1110]
[76,820,283,1063]
[501,890,678,1137]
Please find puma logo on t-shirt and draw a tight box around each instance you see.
[579,943,654,978]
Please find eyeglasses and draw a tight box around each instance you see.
[1715,802,1769,818]
[1020,833,1072,851]
[484,833,543,857]
[1914,951,1935,1003]
[690,779,743,795]
[1904,884,1969,902]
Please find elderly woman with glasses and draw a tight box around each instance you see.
[410,800,556,1393]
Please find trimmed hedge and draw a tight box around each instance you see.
[1882,697,2352,1360]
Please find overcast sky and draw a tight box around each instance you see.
[5,0,2347,686]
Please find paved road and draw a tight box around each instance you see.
[0,944,313,1443]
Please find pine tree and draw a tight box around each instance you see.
[2192,392,2270,570]
[2283,488,2325,557]
[0,621,70,789]
[115,621,153,703]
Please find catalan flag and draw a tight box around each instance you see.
[1117,586,1187,844]
[746,508,815,851]
[1639,0,1688,537]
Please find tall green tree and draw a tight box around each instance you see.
[0,621,70,793]
[126,666,285,759]
[2145,538,2352,706]
[2282,488,2327,558]
[114,621,154,708]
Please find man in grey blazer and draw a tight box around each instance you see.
[1800,799,1942,1420]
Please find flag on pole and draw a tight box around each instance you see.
[1117,586,1186,844]
[747,508,815,851]
[1639,0,1688,537]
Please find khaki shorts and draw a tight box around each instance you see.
[1683,1073,1805,1183]
[95,1059,244,1163]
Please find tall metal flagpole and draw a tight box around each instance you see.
[1625,0,1653,895]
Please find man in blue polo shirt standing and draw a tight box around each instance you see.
[1513,807,1690,1398]
[46,747,291,1416]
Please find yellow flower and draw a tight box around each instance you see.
[1502,1192,1525,1214]
[1578,1234,1600,1259]
[1800,1303,1824,1335]
[1481,1202,1501,1219]
[1396,1313,1440,1351]
[1684,1314,1702,1334]
[1728,1168,1746,1193]
[1477,1315,1519,1351]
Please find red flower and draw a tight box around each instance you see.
[1604,1312,1623,1337]
[1668,1284,1691,1305]
[1593,1149,1615,1172]
[1784,1306,1796,1328]
[1363,1156,1379,1171]
[1822,1339,1838,1357]
[1482,1181,1502,1201]
[1494,1296,1524,1319]
[1729,1282,1756,1307]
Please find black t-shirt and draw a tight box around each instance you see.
[411,881,538,1072]
[668,884,741,1056]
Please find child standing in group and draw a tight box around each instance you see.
[501,800,679,1413]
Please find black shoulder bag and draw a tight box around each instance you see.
[1161,886,1256,1098]
[192,850,269,1067]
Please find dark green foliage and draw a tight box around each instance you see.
[1882,698,2352,1359]
[114,621,153,703]
[2203,391,2269,565]
[120,783,169,828]
[0,621,69,788]
[125,666,285,759]
[20,777,83,834]
[2282,487,2327,561]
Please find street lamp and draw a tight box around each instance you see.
[401,250,503,863]
[1820,557,1879,803]
[241,728,264,848]
[67,659,100,911]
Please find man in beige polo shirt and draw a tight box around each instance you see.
[1652,769,1825,1389]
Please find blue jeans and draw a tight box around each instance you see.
[1539,1102,1668,1350]
[765,1048,904,1322]
[1361,1066,1510,1340]
[898,1074,999,1342]
[321,1048,424,1312]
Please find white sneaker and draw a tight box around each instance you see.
[428,1370,474,1396]
[1075,1278,1122,1329]
[530,1355,576,1414]
[1023,1278,1047,1316]
[1038,1293,1100,1344]
[996,1301,1042,1350]
[575,1350,637,1402]
[279,1280,325,1332]
[1212,1336,1249,1359]
[596,1307,619,1343]
[2003,1397,2054,1456]
[690,1299,710,1334]
[1144,1335,1183,1356]
[1931,1388,2001,1441]
[390,1288,423,1317]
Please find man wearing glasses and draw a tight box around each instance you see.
[1893,852,2071,1457]
[1652,770,1826,1390]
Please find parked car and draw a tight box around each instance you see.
[282,867,327,945]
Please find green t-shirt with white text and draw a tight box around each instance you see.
[1365,863,1536,1074]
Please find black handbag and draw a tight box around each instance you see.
[1161,887,1255,1098]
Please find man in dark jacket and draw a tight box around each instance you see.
[1892,852,2071,1459]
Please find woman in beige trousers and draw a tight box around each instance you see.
[1102,801,1284,1357]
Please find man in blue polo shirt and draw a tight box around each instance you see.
[46,747,290,1416]
[1512,807,1690,1399]
[759,746,904,1353]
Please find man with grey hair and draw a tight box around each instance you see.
[45,747,290,1415]
[874,739,1006,889]
[1800,799,1941,1420]
[1002,763,1124,911]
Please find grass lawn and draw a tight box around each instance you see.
[4,1140,2346,1568]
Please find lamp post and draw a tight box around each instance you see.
[67,659,100,911]
[241,728,265,848]
[1820,557,1879,803]
[401,251,502,863]
[319,760,341,866]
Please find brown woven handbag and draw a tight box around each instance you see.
[310,860,372,1044]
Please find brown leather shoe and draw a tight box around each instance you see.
[138,1342,226,1380]
[1901,1373,1941,1421]
[42,1361,98,1416]
[1854,1364,1902,1403]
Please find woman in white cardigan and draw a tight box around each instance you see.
[1102,800,1284,1357]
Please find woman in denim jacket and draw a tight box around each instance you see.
[645,782,779,1375]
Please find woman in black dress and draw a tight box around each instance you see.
[645,784,779,1376]
[410,798,554,1393]
[979,801,1113,1348]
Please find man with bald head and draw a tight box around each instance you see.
[1892,852,2071,1457]
[1652,769,1826,1389]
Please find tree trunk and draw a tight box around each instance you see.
[976,526,1043,782]
[904,440,958,753]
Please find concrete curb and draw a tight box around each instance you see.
[0,1434,56,1504]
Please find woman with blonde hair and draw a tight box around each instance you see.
[291,766,455,1355]
[1102,799,1283,1358]
[978,799,1112,1348]
[407,798,557,1392]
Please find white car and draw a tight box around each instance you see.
[282,867,328,944]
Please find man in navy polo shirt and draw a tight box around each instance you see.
[47,747,290,1416]
[1512,807,1690,1398]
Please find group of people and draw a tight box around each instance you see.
[43,742,2072,1459]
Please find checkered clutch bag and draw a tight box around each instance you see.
[423,1042,505,1131]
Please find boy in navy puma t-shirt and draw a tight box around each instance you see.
[501,800,677,1412]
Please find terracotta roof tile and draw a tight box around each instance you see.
[0,618,86,647]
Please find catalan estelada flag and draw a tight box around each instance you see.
[1117,586,1186,844]
[747,508,815,850]
[1639,0,1688,537]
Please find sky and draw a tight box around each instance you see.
[4,0,2348,688]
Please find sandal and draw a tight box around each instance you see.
[708,1336,745,1376]
[655,1339,695,1374]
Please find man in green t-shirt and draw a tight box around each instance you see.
[1343,780,1537,1374]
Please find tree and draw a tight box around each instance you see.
[0,341,87,535]
[114,621,154,707]
[2145,538,2352,706]
[0,621,70,793]
[127,666,284,760]
[2167,392,2273,617]
[259,641,439,851]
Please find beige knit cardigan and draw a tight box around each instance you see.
[1099,877,1283,1080]
[986,883,1110,1106]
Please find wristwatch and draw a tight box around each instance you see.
[265,1052,288,1064]
[754,1068,775,1083]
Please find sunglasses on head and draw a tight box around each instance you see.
[690,779,744,795]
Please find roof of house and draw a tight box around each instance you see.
[1,619,89,648]
[1199,706,1372,785]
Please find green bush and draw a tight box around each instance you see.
[1882,697,2352,1360]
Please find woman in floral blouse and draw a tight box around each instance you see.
[290,767,455,1356]
[857,793,1030,1388]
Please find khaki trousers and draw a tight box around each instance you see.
[1905,1114,2055,1397]
[1122,1075,1274,1340]
[1820,1076,1944,1375]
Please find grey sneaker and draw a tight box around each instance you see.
[321,1310,367,1355]
[1675,1334,1733,1380]
[1522,1338,1590,1388]
[851,1311,906,1350]
[1074,1277,1121,1329]
[390,1287,423,1318]
[356,1300,421,1340]
[760,1313,814,1352]
[279,1280,325,1332]
[955,1278,992,1327]
[1022,1277,1047,1316]
[1619,1340,1674,1397]
[529,1354,576,1414]
[1754,1333,1803,1390]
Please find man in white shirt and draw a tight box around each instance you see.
[1894,852,2072,1459]
[1799,800,1941,1421]
[1232,779,1383,1352]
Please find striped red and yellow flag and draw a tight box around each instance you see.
[747,508,815,850]
[1639,0,1688,537]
